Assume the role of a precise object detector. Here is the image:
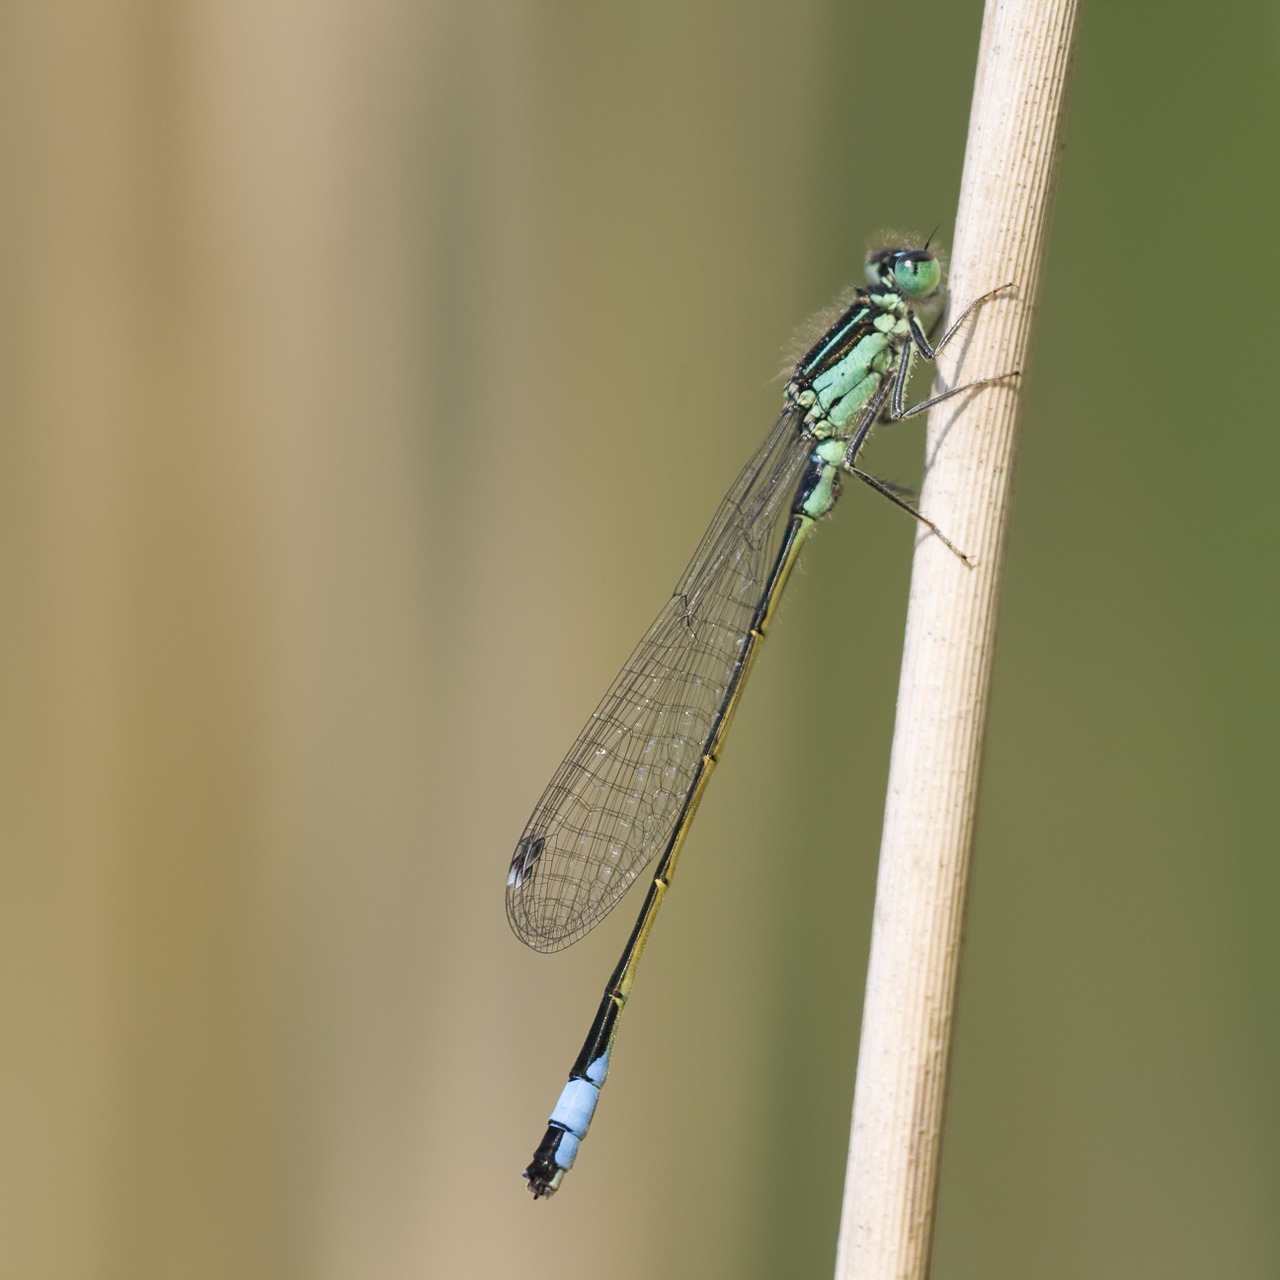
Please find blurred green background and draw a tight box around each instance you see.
[3,2,1279,1277]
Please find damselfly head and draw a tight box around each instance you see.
[865,247,944,301]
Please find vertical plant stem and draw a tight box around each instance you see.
[834,2,1080,1277]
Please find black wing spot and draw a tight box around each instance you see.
[508,834,545,888]
[676,592,697,637]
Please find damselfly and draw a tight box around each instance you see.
[506,244,1011,1198]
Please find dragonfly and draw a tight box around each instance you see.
[506,243,1012,1198]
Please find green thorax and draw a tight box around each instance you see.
[785,246,946,443]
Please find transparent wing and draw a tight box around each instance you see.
[506,406,811,951]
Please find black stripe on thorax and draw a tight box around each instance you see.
[794,292,886,384]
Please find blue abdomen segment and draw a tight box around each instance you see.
[549,1048,610,1146]
[525,1047,613,1197]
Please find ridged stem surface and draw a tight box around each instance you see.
[834,2,1081,1276]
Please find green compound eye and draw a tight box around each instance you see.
[890,251,942,298]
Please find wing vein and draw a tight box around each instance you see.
[506,406,810,951]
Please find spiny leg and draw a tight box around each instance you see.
[894,281,1019,421]
[839,283,1018,560]
[850,357,1014,563]
[839,359,1016,472]
[884,279,1018,419]
[909,281,1017,361]
[846,465,971,565]
[839,378,892,469]
[890,368,1020,423]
